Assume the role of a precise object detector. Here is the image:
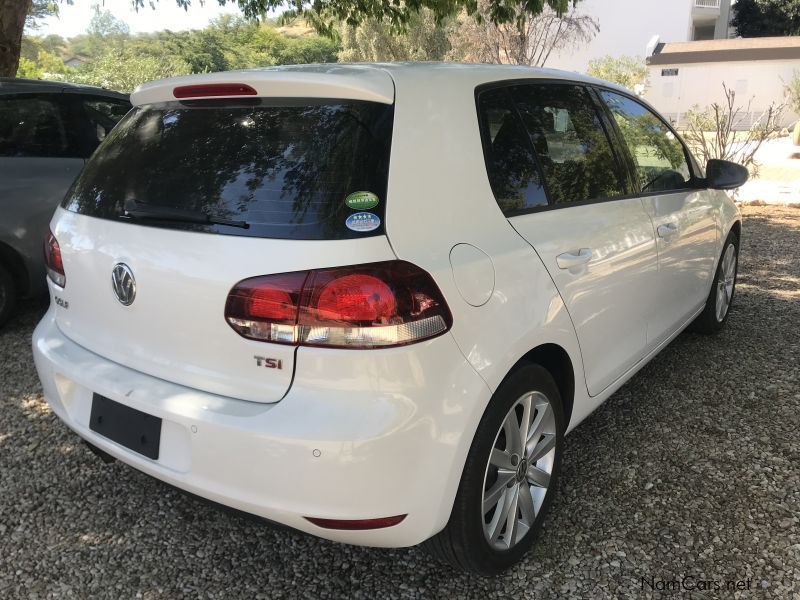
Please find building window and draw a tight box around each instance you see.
[661,68,679,76]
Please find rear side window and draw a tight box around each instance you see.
[599,90,692,193]
[0,94,69,158]
[477,88,548,215]
[510,84,627,205]
[63,98,394,240]
[81,97,131,153]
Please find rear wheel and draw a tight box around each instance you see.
[691,231,739,334]
[424,363,564,575]
[0,263,17,328]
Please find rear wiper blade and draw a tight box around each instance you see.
[123,204,250,229]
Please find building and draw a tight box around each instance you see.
[549,0,733,73]
[643,37,800,129]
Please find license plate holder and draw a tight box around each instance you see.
[89,394,162,460]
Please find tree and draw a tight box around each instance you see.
[338,9,450,62]
[447,1,597,66]
[587,55,648,92]
[57,48,192,92]
[69,7,131,58]
[87,5,130,36]
[2,0,579,77]
[732,0,800,37]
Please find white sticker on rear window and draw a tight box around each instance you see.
[345,212,381,233]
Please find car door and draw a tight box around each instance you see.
[597,89,718,346]
[477,83,659,397]
[0,93,85,295]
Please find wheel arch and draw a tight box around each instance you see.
[729,219,742,241]
[515,343,575,428]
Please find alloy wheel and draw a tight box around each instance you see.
[715,243,737,322]
[482,391,557,551]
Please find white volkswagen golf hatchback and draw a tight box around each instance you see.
[33,63,745,574]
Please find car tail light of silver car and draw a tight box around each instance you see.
[44,230,65,287]
[225,261,453,349]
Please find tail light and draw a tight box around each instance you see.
[173,83,257,99]
[225,261,452,349]
[44,230,65,287]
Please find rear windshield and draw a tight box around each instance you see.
[62,98,394,240]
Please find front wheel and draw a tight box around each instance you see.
[424,363,564,575]
[691,231,739,334]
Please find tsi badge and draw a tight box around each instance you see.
[111,263,136,306]
[254,356,283,370]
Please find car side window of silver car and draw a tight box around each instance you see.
[0,94,69,158]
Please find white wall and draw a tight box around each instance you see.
[547,0,694,73]
[643,59,800,129]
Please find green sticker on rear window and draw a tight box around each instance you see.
[345,191,379,211]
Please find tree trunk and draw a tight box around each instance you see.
[0,0,32,77]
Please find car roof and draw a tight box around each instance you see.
[130,62,634,106]
[0,77,129,100]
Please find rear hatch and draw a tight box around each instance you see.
[51,75,396,403]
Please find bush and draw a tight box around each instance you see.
[682,84,786,178]
[587,55,648,93]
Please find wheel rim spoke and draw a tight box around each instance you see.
[504,486,521,548]
[489,485,516,544]
[526,464,551,488]
[518,483,536,525]
[526,401,549,446]
[527,432,556,462]
[502,409,523,456]
[483,471,515,514]
[489,448,515,470]
[517,395,532,455]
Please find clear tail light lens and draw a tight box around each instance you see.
[225,261,452,349]
[44,230,65,287]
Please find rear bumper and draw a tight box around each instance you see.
[32,308,491,547]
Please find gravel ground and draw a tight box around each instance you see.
[1,205,798,599]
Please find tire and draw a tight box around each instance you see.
[691,231,739,334]
[423,363,565,575]
[0,263,17,329]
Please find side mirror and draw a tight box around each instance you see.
[705,159,749,190]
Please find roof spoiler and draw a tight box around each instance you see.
[131,67,394,106]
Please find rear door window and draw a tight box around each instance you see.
[509,83,629,205]
[63,98,394,240]
[477,87,548,215]
[599,90,692,193]
[0,94,70,158]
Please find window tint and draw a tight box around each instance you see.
[0,94,69,157]
[600,90,691,193]
[477,88,547,215]
[82,97,130,147]
[510,84,626,205]
[63,98,394,240]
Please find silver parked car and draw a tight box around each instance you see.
[0,78,130,326]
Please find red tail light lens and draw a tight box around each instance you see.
[44,230,65,287]
[224,272,307,344]
[173,83,258,99]
[225,261,452,349]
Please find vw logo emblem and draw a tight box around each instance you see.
[111,263,136,306]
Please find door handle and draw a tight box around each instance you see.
[657,223,678,238]
[556,248,593,269]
